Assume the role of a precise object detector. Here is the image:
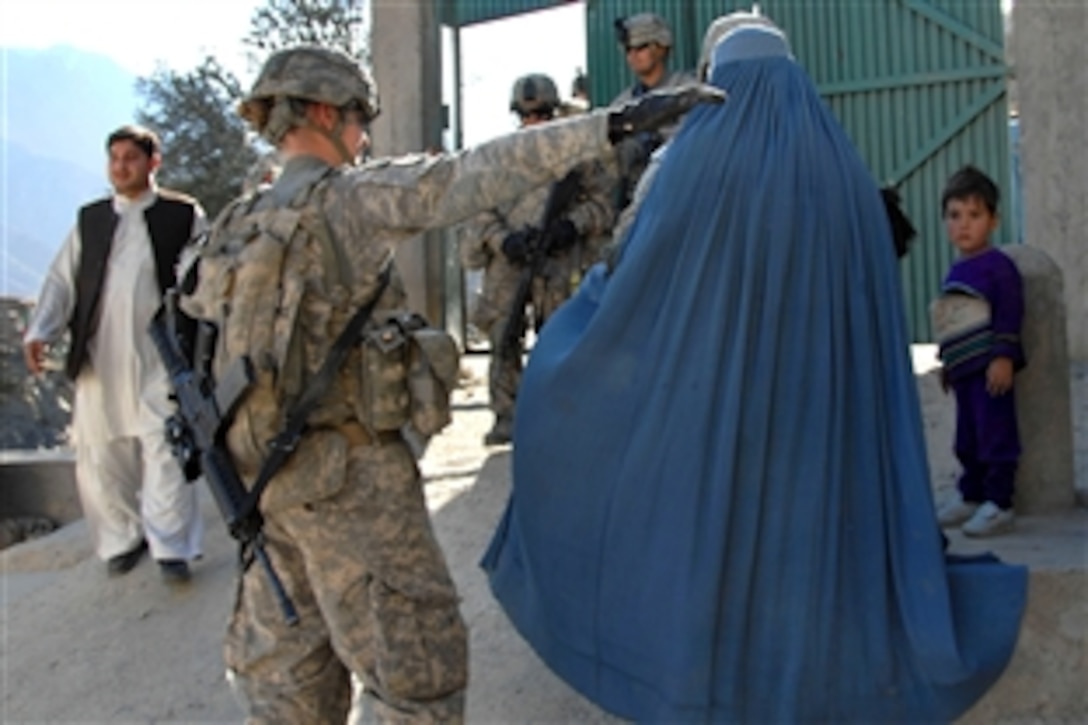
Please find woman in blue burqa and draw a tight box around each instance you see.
[481,12,1027,723]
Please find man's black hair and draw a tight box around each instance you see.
[941,164,1000,214]
[106,124,161,158]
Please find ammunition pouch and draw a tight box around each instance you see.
[356,312,460,437]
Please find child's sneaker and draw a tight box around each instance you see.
[936,497,979,527]
[961,501,1015,537]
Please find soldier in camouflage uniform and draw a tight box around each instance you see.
[611,11,781,255]
[178,46,721,723]
[610,13,697,213]
[459,74,614,446]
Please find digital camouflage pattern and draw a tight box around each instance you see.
[225,442,467,723]
[404,321,460,435]
[358,311,459,437]
[184,105,617,721]
[239,46,381,133]
[618,12,673,49]
[458,159,613,424]
[609,68,694,107]
[608,70,696,214]
[509,74,560,114]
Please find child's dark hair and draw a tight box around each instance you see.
[106,124,160,158]
[941,165,1000,214]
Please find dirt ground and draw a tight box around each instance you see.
[2,351,1085,723]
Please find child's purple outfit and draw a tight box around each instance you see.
[938,248,1025,509]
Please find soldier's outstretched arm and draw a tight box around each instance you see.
[462,208,509,262]
[341,85,726,239]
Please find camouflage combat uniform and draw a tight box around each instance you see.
[610,12,777,267]
[182,47,618,724]
[610,69,696,107]
[609,13,696,214]
[458,161,613,434]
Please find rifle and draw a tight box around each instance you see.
[614,130,664,211]
[498,170,583,360]
[149,293,299,625]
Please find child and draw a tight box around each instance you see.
[933,165,1025,537]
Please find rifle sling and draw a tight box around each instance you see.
[240,262,393,518]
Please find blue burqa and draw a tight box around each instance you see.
[482,29,1027,723]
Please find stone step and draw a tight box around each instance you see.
[951,510,1088,723]
[0,448,79,526]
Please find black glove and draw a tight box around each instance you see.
[614,131,663,181]
[502,229,534,264]
[607,84,727,144]
[545,218,579,252]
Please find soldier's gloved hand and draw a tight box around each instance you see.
[545,219,578,252]
[614,131,662,179]
[607,84,727,145]
[502,230,533,264]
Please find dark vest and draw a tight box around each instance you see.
[67,190,197,379]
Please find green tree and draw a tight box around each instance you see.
[137,56,258,218]
[133,1,369,217]
[244,0,369,68]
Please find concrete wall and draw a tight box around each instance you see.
[0,450,81,525]
[370,0,448,325]
[1012,2,1088,361]
[1003,245,1078,512]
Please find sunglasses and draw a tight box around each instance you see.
[342,100,372,125]
[626,43,652,53]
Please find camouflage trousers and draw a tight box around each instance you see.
[486,324,522,422]
[225,438,468,724]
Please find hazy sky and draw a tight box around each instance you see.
[455,5,586,145]
[0,0,258,76]
[0,0,588,147]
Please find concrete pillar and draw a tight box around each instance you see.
[369,0,447,326]
[1012,2,1088,361]
[1003,245,1077,513]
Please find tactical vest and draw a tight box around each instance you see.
[67,191,197,379]
[183,173,459,499]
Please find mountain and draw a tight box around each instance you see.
[1,45,141,175]
[1,46,140,299]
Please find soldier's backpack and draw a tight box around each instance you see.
[182,173,459,480]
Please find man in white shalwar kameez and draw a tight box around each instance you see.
[24,125,205,583]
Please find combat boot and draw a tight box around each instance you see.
[484,416,514,446]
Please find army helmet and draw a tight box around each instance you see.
[239,45,381,128]
[615,12,673,49]
[509,73,560,115]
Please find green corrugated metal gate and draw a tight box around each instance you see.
[441,0,577,26]
[587,0,1013,342]
[447,0,1013,341]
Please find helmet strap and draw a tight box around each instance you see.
[303,109,356,165]
[327,116,356,165]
